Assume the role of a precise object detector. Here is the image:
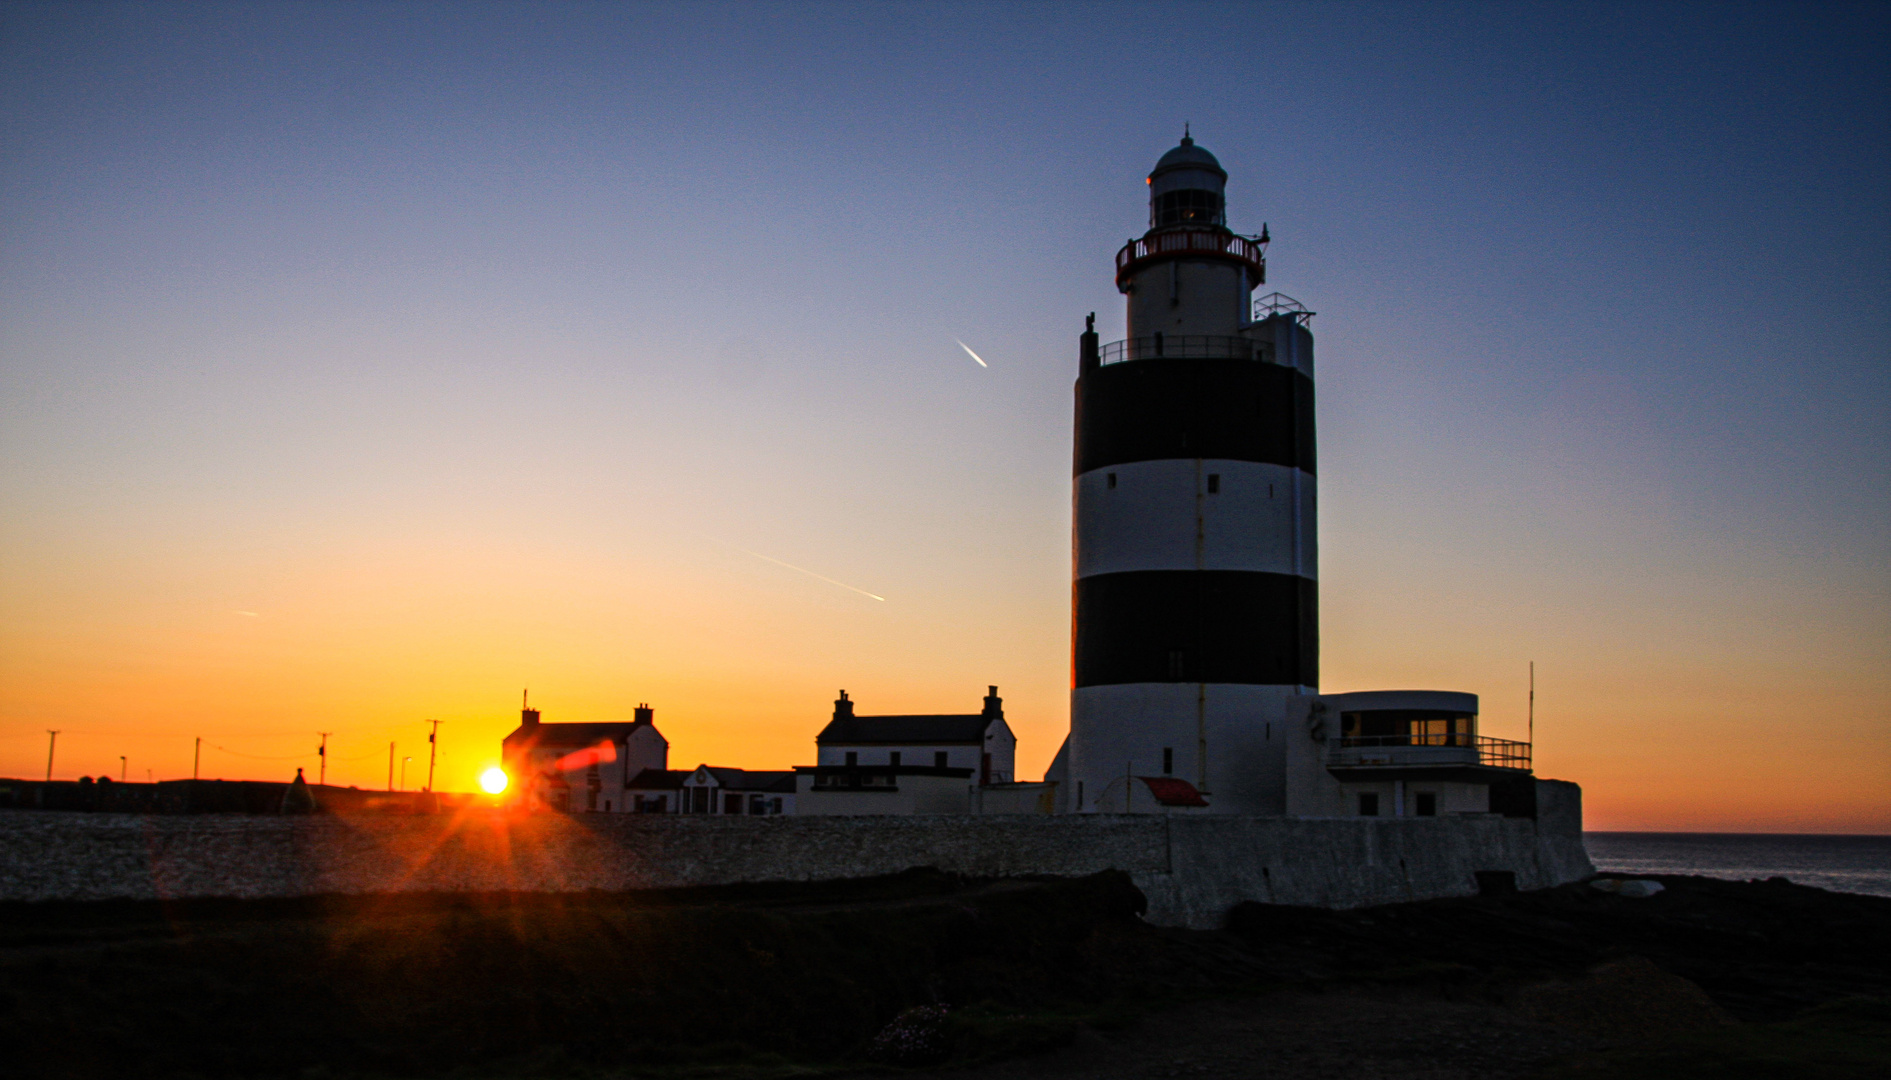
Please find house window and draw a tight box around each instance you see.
[934,751,948,768]
[1106,472,1117,489]
[1415,792,1437,817]
[604,800,611,813]
[890,751,901,767]
[724,793,742,815]
[1206,474,1220,494]
[845,751,857,766]
[1358,792,1380,817]
[1162,747,1174,775]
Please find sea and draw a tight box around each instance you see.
[1585,832,1891,898]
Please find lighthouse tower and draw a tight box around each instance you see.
[1064,133,1317,814]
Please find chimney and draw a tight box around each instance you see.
[834,689,853,721]
[983,685,1003,718]
[634,703,653,725]
[521,689,539,728]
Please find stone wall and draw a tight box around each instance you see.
[0,779,1592,928]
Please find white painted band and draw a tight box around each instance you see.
[1074,459,1317,579]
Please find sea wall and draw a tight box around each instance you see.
[0,779,1593,928]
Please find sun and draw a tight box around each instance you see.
[478,767,509,795]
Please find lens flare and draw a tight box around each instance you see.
[479,767,509,794]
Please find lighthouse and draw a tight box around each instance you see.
[1062,132,1318,814]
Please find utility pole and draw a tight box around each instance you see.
[400,756,411,791]
[317,732,331,786]
[425,719,442,793]
[45,731,59,781]
[193,737,202,780]
[387,742,396,792]
[120,756,127,782]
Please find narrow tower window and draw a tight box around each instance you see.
[889,751,901,767]
[1162,747,1174,775]
[1106,472,1117,489]
[1415,792,1437,817]
[845,751,857,767]
[1206,474,1220,494]
[934,751,948,768]
[1358,792,1380,816]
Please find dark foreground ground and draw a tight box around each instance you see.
[2,870,1886,1079]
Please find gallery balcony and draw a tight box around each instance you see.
[1097,334,1281,366]
[1114,228,1266,290]
[1326,734,1533,781]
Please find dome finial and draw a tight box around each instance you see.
[1182,122,1191,145]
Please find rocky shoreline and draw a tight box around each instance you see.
[2,869,1885,1078]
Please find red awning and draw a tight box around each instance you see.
[1136,776,1208,807]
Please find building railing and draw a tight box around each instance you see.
[1335,734,1532,771]
[1476,737,1532,771]
[1098,334,1276,366]
[1115,228,1265,290]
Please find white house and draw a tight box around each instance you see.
[500,697,669,813]
[814,686,1016,784]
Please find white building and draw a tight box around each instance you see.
[814,687,1016,783]
[501,698,669,813]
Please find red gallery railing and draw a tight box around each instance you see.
[1115,228,1266,290]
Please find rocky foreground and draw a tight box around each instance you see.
[2,869,1886,1079]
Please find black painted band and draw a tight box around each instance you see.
[1073,570,1318,688]
[1075,358,1314,476]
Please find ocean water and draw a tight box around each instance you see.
[1586,832,1891,898]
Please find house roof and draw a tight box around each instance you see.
[794,764,976,779]
[1137,777,1209,807]
[503,719,658,749]
[626,768,689,790]
[691,766,797,793]
[815,714,996,746]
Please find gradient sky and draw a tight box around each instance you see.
[2,1,1886,830]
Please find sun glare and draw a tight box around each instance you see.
[478,767,509,795]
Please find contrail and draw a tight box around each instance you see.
[232,610,261,617]
[955,339,989,367]
[735,548,886,602]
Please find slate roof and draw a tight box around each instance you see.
[816,714,995,746]
[626,768,688,790]
[693,767,797,794]
[503,719,656,749]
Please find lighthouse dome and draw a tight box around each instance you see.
[1147,133,1227,229]
[1151,135,1226,179]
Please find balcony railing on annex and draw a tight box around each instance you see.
[1098,333,1283,366]
[1336,734,1534,771]
[1115,227,1266,291]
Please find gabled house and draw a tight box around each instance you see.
[500,697,668,813]
[678,765,795,816]
[813,686,1016,784]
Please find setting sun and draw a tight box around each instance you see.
[478,767,509,795]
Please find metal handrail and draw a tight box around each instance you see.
[1097,335,1276,366]
[1115,228,1265,289]
[1335,734,1532,771]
